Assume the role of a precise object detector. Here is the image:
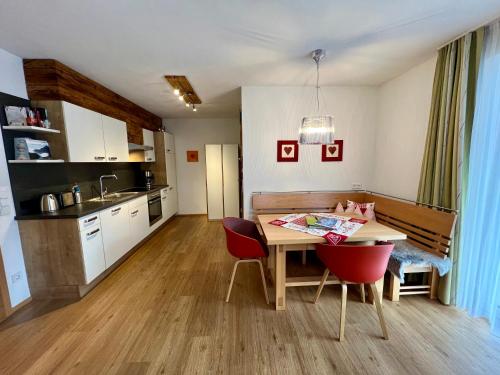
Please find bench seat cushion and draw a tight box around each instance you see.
[387,240,452,283]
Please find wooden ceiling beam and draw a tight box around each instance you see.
[164,75,201,105]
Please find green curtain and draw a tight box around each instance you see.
[418,29,484,305]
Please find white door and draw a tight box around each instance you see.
[62,101,106,162]
[165,133,175,153]
[100,202,131,267]
[143,129,156,162]
[166,153,177,189]
[205,144,223,220]
[102,115,129,162]
[80,224,106,284]
[222,144,240,217]
[129,201,150,246]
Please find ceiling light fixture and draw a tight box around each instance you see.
[299,49,334,144]
[173,88,180,96]
[179,95,185,102]
[192,105,197,112]
[185,103,190,108]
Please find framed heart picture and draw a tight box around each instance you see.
[277,140,299,162]
[186,150,199,162]
[322,140,343,162]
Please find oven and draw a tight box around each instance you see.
[147,191,162,226]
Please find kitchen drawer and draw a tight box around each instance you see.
[129,195,148,209]
[80,223,106,284]
[78,213,101,231]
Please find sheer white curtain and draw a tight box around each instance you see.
[457,20,500,335]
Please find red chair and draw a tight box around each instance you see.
[222,217,269,304]
[314,242,394,341]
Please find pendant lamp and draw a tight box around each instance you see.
[299,49,335,144]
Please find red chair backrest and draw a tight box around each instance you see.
[222,217,268,259]
[316,242,394,283]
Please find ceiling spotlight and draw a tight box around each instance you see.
[185,103,190,108]
[192,105,197,112]
[179,95,185,102]
[173,89,180,96]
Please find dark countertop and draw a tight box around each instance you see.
[15,185,168,220]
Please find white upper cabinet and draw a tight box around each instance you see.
[102,114,129,162]
[62,101,106,162]
[62,101,128,163]
[165,132,175,153]
[143,129,155,162]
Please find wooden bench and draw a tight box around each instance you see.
[251,191,457,301]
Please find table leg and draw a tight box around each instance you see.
[367,276,384,305]
[275,245,286,310]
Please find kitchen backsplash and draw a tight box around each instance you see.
[9,162,145,216]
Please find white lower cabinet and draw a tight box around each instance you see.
[80,223,106,284]
[100,202,131,267]
[129,197,149,246]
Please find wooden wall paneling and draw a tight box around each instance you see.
[148,132,167,184]
[24,59,161,145]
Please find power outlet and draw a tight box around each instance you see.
[351,183,363,190]
[11,271,22,284]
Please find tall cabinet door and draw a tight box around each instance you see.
[222,144,240,217]
[102,115,129,162]
[62,101,106,162]
[166,152,177,189]
[205,145,224,220]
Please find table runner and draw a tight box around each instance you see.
[269,213,367,245]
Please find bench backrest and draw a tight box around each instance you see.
[251,191,366,219]
[365,193,456,259]
[252,191,457,259]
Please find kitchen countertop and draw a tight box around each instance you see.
[15,185,169,220]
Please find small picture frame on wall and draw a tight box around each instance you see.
[277,140,299,162]
[186,150,199,162]
[321,140,343,162]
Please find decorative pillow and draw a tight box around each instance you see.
[345,200,376,221]
[334,202,344,213]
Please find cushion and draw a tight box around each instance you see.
[345,200,376,221]
[334,202,344,213]
[387,240,452,283]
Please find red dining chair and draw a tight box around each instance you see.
[222,217,269,304]
[314,242,394,341]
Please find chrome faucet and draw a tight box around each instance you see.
[99,174,118,199]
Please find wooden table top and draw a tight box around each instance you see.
[258,213,407,245]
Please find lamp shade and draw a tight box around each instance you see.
[299,115,335,144]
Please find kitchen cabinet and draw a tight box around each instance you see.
[161,186,177,221]
[102,114,129,162]
[161,188,168,222]
[100,202,131,267]
[129,197,149,246]
[205,144,240,220]
[165,132,175,153]
[80,223,106,284]
[62,101,106,162]
[143,129,156,162]
[166,152,177,189]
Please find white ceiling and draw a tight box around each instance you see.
[1,1,499,119]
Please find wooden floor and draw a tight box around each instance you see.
[1,216,499,375]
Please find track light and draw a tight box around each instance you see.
[179,95,184,102]
[173,89,180,96]
[185,103,190,107]
[192,105,197,112]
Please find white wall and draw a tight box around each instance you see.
[164,118,240,215]
[371,55,437,200]
[241,86,378,218]
[0,48,31,307]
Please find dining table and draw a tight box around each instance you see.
[257,213,407,310]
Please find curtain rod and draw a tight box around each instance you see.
[436,15,500,50]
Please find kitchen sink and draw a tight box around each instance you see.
[88,191,140,202]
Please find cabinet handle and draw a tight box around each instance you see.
[94,156,105,160]
[84,216,98,224]
[108,156,118,161]
[167,149,171,152]
[111,207,122,214]
[146,157,152,161]
[130,209,139,216]
[161,196,166,200]
[86,228,100,239]
[169,187,173,190]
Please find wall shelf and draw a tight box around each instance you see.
[8,159,65,164]
[2,126,61,134]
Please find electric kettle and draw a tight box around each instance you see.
[40,194,59,213]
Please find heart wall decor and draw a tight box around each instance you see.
[277,140,299,162]
[321,140,343,161]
